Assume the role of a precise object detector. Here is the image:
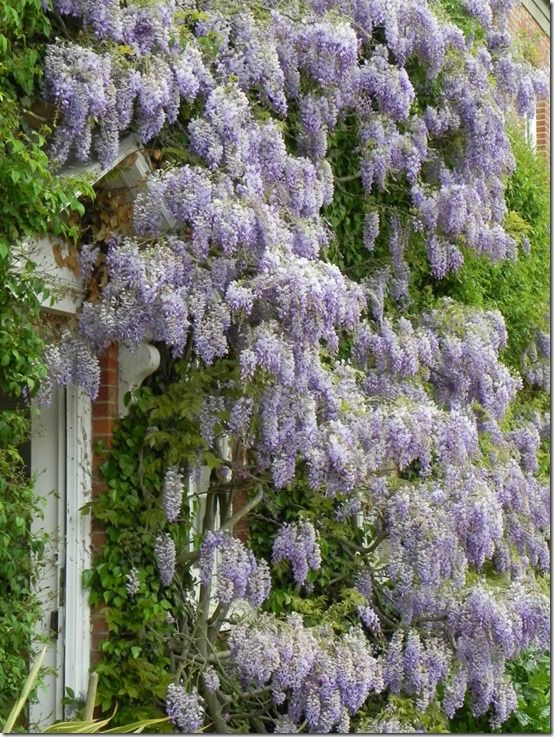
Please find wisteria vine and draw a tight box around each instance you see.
[42,0,549,732]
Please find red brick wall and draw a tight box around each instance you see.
[509,4,550,158]
[536,97,550,154]
[90,345,119,665]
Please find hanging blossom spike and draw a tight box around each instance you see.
[162,466,184,522]
[272,520,321,586]
[202,666,220,694]
[154,533,176,586]
[165,684,204,733]
[199,530,271,607]
[125,566,140,597]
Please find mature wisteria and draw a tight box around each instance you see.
[42,0,549,732]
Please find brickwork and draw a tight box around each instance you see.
[509,3,550,158]
[232,487,250,542]
[90,344,119,665]
[536,96,550,153]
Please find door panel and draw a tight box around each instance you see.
[29,387,66,729]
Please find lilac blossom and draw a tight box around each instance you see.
[39,332,100,403]
[272,520,322,586]
[154,533,176,586]
[162,466,184,522]
[199,530,270,607]
[229,614,383,732]
[165,684,204,733]
[202,666,220,694]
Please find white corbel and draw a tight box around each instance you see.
[118,343,161,416]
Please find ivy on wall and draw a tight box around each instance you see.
[0,0,91,724]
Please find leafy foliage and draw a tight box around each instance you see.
[0,446,47,723]
[0,0,92,724]
[87,393,177,726]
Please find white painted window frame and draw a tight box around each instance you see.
[30,387,67,730]
[64,385,92,706]
[524,111,538,151]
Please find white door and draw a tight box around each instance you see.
[29,386,66,729]
[29,385,92,730]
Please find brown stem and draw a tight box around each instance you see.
[193,483,217,659]
[335,171,361,182]
[220,486,264,533]
[207,602,231,643]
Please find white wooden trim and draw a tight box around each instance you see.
[19,236,84,315]
[29,388,66,730]
[59,134,144,184]
[521,0,550,36]
[118,343,160,417]
[524,112,538,151]
[64,386,92,704]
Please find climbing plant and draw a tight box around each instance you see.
[40,0,550,733]
[0,0,91,724]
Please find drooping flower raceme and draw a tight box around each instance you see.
[165,684,204,733]
[125,566,140,597]
[162,466,184,522]
[202,666,220,694]
[39,331,100,403]
[154,533,176,587]
[272,520,322,586]
[229,614,384,732]
[199,530,270,607]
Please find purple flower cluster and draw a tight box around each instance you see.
[521,329,550,391]
[199,530,270,608]
[154,533,176,587]
[165,684,204,733]
[39,331,100,404]
[272,520,321,586]
[45,16,212,166]
[161,466,184,522]
[357,605,383,638]
[383,630,451,710]
[201,666,220,694]
[443,584,548,722]
[422,300,520,420]
[45,43,113,164]
[229,613,384,733]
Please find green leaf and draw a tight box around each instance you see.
[102,717,170,733]
[44,720,108,734]
[3,645,47,733]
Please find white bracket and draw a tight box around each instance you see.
[118,343,161,417]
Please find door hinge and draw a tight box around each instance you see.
[50,609,60,639]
